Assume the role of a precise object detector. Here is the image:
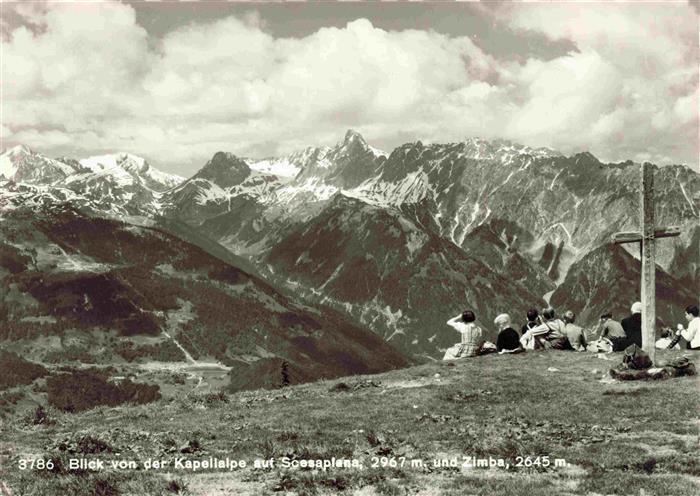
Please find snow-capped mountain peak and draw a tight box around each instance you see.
[78,152,184,191]
[3,144,32,156]
[0,146,26,180]
[0,144,77,184]
[80,153,144,172]
[0,146,185,218]
[338,129,386,158]
[458,137,562,162]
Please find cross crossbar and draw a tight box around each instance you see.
[612,226,681,244]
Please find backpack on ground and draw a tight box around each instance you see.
[621,344,652,370]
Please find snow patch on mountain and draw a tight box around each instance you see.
[368,145,387,158]
[548,170,563,191]
[80,153,143,172]
[79,153,183,191]
[676,174,697,216]
[189,178,228,205]
[405,231,427,258]
[318,263,345,291]
[350,171,431,207]
[276,178,339,203]
[247,157,301,179]
[458,138,562,162]
[0,145,31,179]
[67,165,135,189]
[146,166,185,190]
[0,181,83,216]
[1,145,76,183]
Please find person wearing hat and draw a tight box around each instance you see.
[621,302,643,348]
[494,313,521,354]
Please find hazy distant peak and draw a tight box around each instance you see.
[3,144,32,156]
[343,129,366,144]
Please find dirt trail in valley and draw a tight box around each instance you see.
[145,299,231,390]
[160,329,197,364]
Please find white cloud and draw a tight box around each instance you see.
[673,88,698,125]
[504,50,623,144]
[495,2,698,167]
[5,2,149,98]
[1,1,697,174]
[11,128,73,148]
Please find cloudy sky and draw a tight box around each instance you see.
[1,1,698,176]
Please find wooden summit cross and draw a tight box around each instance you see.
[612,162,680,363]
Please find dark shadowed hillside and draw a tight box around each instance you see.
[266,195,548,356]
[0,205,409,388]
[551,243,696,330]
[669,225,700,290]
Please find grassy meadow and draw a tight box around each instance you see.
[1,349,698,496]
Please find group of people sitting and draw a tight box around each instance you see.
[443,303,700,360]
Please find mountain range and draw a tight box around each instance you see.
[1,131,698,362]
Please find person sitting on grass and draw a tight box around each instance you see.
[621,301,643,348]
[655,328,680,350]
[562,310,587,351]
[443,310,484,360]
[521,308,540,336]
[519,307,570,350]
[494,313,522,354]
[671,304,700,350]
[594,313,628,351]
